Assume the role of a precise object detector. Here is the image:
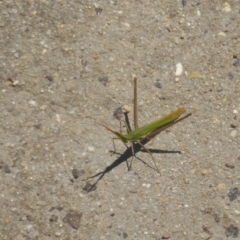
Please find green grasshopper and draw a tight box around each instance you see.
[97,77,192,173]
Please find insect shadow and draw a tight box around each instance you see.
[84,133,182,193]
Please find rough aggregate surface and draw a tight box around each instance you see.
[0,1,240,239]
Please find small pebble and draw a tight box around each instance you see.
[45,75,53,81]
[55,231,62,237]
[154,80,162,89]
[93,54,99,60]
[175,63,183,76]
[40,105,47,111]
[230,123,237,129]
[55,114,61,122]
[184,178,190,184]
[190,71,201,80]
[179,18,185,24]
[222,2,231,12]
[227,187,240,201]
[72,169,85,179]
[88,146,95,152]
[123,22,130,28]
[201,169,208,175]
[218,32,226,37]
[235,210,240,216]
[230,130,237,138]
[29,100,37,106]
[233,57,240,67]
[13,80,19,86]
[233,109,238,114]
[217,183,226,191]
[123,232,128,238]
[98,76,109,86]
[63,212,83,229]
[142,183,151,188]
[162,232,171,239]
[109,56,114,62]
[225,163,234,169]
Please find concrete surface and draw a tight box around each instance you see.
[0,1,240,239]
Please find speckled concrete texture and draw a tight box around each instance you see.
[0,1,240,239]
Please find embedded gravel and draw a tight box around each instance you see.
[0,1,240,240]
